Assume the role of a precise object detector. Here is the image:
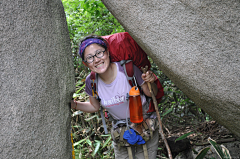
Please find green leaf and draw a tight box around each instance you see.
[92,140,101,157]
[73,93,81,98]
[101,136,112,149]
[74,138,86,146]
[85,114,98,121]
[72,110,83,117]
[208,137,231,159]
[75,83,86,94]
[101,134,111,137]
[195,147,210,159]
[222,145,231,159]
[76,80,83,87]
[73,125,82,128]
[86,139,92,147]
[208,137,225,158]
[175,132,194,142]
[161,106,173,119]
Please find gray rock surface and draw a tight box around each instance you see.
[102,0,240,137]
[0,1,75,158]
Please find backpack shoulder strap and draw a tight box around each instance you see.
[120,60,137,87]
[90,71,109,134]
[90,71,101,102]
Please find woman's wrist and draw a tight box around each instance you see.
[74,100,78,109]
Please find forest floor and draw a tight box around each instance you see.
[157,118,238,158]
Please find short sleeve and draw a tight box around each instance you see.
[133,64,145,86]
[85,74,93,97]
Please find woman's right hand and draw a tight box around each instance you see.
[71,100,77,109]
[70,97,100,113]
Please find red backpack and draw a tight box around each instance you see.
[90,32,164,134]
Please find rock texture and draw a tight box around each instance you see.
[0,1,75,158]
[102,0,240,137]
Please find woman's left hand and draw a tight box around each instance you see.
[141,71,158,96]
[141,70,155,83]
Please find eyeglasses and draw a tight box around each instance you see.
[83,50,106,63]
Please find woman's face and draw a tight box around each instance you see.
[83,43,110,74]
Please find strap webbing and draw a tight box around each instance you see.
[127,147,134,159]
[143,144,149,159]
[100,106,108,134]
[90,72,108,134]
[121,60,137,87]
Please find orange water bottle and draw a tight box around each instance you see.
[129,86,143,123]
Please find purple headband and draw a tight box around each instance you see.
[79,38,107,58]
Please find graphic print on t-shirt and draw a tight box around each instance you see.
[103,94,125,108]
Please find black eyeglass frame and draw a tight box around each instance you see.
[83,50,106,63]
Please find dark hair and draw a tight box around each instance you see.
[79,35,109,60]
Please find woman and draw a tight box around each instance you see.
[71,35,159,159]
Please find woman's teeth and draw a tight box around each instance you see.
[96,63,104,68]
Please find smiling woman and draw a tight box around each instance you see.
[70,34,160,159]
[83,43,112,80]
[78,35,114,83]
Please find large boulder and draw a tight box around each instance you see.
[102,0,240,137]
[0,1,75,158]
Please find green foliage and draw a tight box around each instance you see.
[208,138,231,159]
[72,111,114,158]
[175,132,194,142]
[195,147,211,159]
[62,0,126,87]
[62,0,123,157]
[194,138,232,159]
[62,0,125,58]
[175,133,232,159]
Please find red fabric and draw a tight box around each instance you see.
[90,71,96,80]
[102,32,151,70]
[125,61,134,77]
[102,32,164,112]
[105,111,109,119]
[125,61,134,86]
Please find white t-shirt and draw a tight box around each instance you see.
[85,62,147,120]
